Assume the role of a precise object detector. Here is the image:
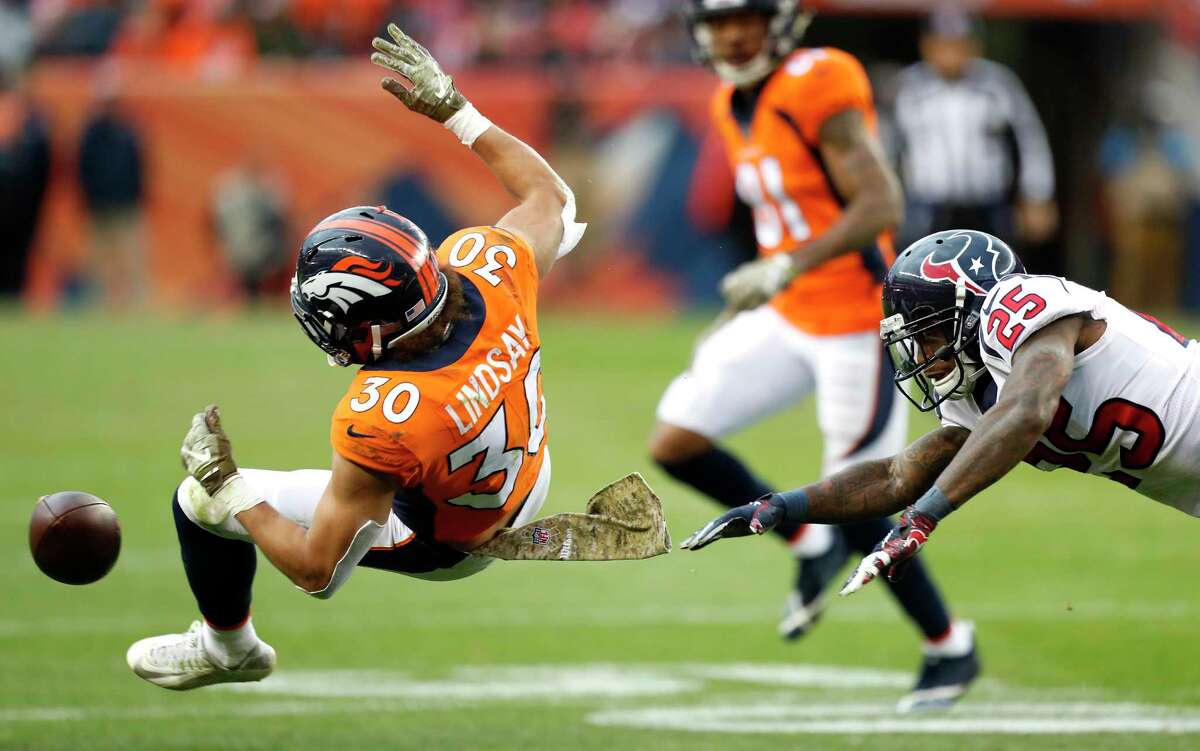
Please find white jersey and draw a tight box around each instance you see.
[938,274,1200,516]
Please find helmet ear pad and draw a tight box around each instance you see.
[290,206,447,366]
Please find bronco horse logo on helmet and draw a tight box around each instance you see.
[299,258,404,315]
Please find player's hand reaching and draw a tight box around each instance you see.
[680,495,787,551]
[181,405,239,496]
[371,23,466,123]
[180,405,263,525]
[719,254,797,311]
[839,506,939,596]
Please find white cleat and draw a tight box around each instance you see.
[126,621,276,691]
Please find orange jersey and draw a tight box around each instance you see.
[329,226,548,548]
[712,48,896,335]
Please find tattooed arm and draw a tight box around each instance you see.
[681,317,1082,552]
[800,426,968,523]
[835,317,1083,593]
[681,426,966,550]
[932,316,1080,508]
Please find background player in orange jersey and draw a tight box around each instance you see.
[649,1,978,711]
[125,22,593,692]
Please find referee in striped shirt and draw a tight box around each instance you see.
[894,9,1058,248]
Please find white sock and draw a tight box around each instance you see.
[790,523,834,558]
[202,618,260,668]
[924,620,974,658]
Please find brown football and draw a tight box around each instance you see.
[29,492,121,585]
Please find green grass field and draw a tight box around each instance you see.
[3,309,1200,750]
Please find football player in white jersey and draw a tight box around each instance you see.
[682,227,1199,620]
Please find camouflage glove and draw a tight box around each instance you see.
[180,405,263,525]
[370,23,466,123]
[719,254,797,311]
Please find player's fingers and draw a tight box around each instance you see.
[204,405,222,433]
[371,52,407,78]
[838,565,874,596]
[680,521,719,550]
[886,556,913,583]
[681,519,729,550]
[381,77,418,106]
[372,39,417,66]
[386,22,410,46]
[839,552,889,596]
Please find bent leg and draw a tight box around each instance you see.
[173,490,256,629]
[813,334,953,642]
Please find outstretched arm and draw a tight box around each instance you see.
[932,315,1079,509]
[180,406,395,599]
[681,426,966,550]
[838,316,1083,595]
[236,453,395,598]
[369,23,583,278]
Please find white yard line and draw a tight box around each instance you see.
[587,702,1200,735]
[5,661,1198,737]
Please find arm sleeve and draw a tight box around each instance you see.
[979,275,1095,369]
[996,66,1056,202]
[780,49,875,146]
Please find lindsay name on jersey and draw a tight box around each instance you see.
[445,313,538,436]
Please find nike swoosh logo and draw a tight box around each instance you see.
[346,425,374,439]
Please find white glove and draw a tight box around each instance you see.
[719,253,797,311]
[180,405,263,525]
[370,23,466,124]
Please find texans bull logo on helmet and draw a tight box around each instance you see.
[915,231,1018,295]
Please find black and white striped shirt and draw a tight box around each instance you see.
[894,59,1055,206]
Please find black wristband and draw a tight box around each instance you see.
[772,488,810,523]
[911,486,955,521]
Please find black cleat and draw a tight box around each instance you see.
[778,526,850,640]
[896,624,981,712]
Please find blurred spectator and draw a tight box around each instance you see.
[1098,80,1196,309]
[210,158,289,300]
[893,9,1058,249]
[0,68,51,299]
[34,0,126,56]
[0,1,35,71]
[110,0,256,78]
[27,0,693,63]
[79,79,147,308]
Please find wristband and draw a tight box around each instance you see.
[443,102,493,147]
[911,486,955,521]
[772,488,810,523]
[215,473,266,518]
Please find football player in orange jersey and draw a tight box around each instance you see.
[125,22,594,691]
[649,0,978,710]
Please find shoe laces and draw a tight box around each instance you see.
[147,621,215,672]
